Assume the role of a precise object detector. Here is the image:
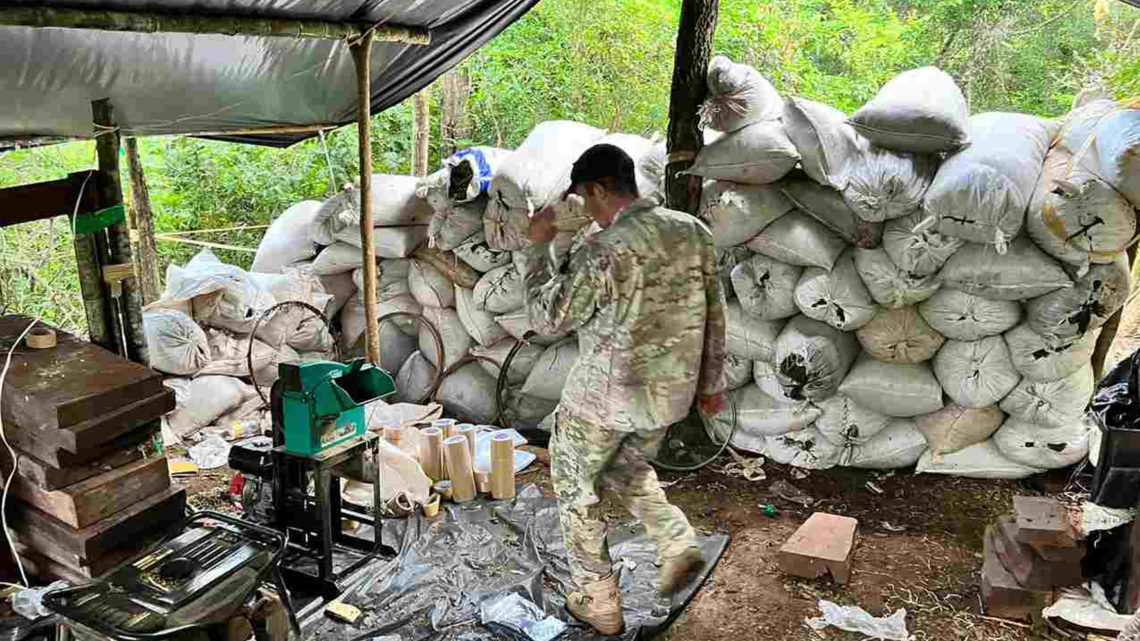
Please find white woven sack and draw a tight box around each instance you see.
[748,211,847,271]
[919,289,1021,341]
[850,66,969,153]
[698,180,794,247]
[933,336,1021,408]
[839,356,943,417]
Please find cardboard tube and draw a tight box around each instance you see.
[433,418,456,439]
[420,427,445,481]
[444,435,476,503]
[490,431,516,500]
[454,424,476,461]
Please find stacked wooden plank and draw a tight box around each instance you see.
[0,315,185,582]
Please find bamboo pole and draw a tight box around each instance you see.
[125,137,160,304]
[412,88,431,177]
[93,99,149,365]
[351,31,381,367]
[73,229,114,351]
[0,5,430,43]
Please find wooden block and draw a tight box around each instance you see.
[0,315,165,436]
[11,456,171,528]
[983,526,1054,621]
[1031,541,1086,564]
[11,420,160,469]
[56,388,174,453]
[6,430,163,491]
[14,525,166,579]
[1014,496,1077,549]
[992,515,1083,590]
[10,486,185,561]
[777,512,858,584]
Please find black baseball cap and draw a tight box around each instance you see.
[562,143,637,200]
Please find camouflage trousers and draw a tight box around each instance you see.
[550,407,698,586]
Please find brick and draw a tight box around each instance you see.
[983,526,1055,621]
[993,515,1083,590]
[1030,540,1086,564]
[778,512,858,585]
[1014,496,1077,549]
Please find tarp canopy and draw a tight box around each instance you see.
[0,0,538,148]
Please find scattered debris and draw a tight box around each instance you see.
[169,460,199,476]
[187,434,232,469]
[778,512,859,585]
[481,591,568,641]
[759,504,778,517]
[770,479,813,506]
[721,448,766,481]
[865,481,884,495]
[1044,583,1134,632]
[790,468,810,481]
[805,600,911,641]
[880,521,906,533]
[324,600,362,624]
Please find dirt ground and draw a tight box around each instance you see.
[174,438,1083,641]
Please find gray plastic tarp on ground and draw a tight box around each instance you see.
[0,0,537,147]
[301,485,728,641]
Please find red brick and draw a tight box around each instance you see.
[993,515,1083,590]
[778,512,858,585]
[1030,541,1086,564]
[983,526,1055,621]
[1014,496,1077,549]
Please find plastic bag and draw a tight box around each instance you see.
[881,211,963,278]
[839,356,943,418]
[1026,253,1131,342]
[842,418,928,470]
[806,600,911,641]
[12,581,68,620]
[851,66,969,153]
[699,180,794,247]
[480,592,568,641]
[779,175,859,244]
[794,251,876,331]
[727,301,787,361]
[940,236,1072,301]
[933,336,1021,408]
[917,438,1044,478]
[915,404,1004,456]
[252,200,321,274]
[731,254,802,320]
[771,315,860,401]
[473,264,525,314]
[686,120,800,185]
[856,306,944,364]
[1000,363,1094,429]
[455,286,509,348]
[815,394,892,447]
[748,211,848,271]
[919,289,1021,341]
[700,55,783,133]
[843,145,938,223]
[783,97,861,189]
[152,249,276,334]
[928,112,1054,249]
[188,434,233,469]
[854,247,941,309]
[1006,323,1098,383]
[143,309,211,375]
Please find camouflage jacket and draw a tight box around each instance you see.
[521,198,728,431]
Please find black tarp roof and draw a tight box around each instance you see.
[0,0,538,148]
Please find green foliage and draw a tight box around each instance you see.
[3,0,1140,333]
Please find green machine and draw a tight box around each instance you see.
[277,359,396,456]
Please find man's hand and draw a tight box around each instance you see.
[528,205,559,245]
[698,392,725,417]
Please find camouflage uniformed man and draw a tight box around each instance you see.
[522,144,728,635]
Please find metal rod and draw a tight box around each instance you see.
[0,5,430,43]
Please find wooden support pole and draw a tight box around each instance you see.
[0,5,430,43]
[73,224,114,352]
[665,0,719,215]
[125,138,160,305]
[92,99,148,365]
[351,32,381,367]
[412,88,432,177]
[440,68,472,158]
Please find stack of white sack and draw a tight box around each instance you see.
[697,57,1134,478]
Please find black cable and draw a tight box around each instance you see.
[430,353,507,424]
[247,300,339,407]
[376,311,444,404]
[651,394,738,472]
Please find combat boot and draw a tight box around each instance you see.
[566,572,624,635]
[658,547,702,597]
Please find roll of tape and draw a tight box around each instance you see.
[26,328,56,349]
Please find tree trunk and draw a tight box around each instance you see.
[1092,243,1139,380]
[125,137,161,305]
[440,68,472,158]
[665,0,719,215]
[412,88,432,177]
[92,99,149,365]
